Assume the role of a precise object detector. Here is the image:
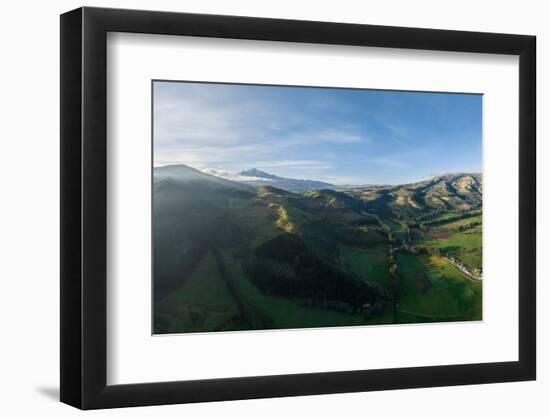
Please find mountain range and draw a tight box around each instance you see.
[237,168,336,192]
[153,164,482,215]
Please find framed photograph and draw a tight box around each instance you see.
[60,7,536,409]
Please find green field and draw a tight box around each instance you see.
[384,219,407,243]
[217,249,370,329]
[154,250,240,333]
[436,216,481,230]
[424,209,482,225]
[424,224,482,270]
[396,253,482,323]
[339,244,391,291]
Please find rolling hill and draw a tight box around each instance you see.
[342,173,482,218]
[154,164,254,192]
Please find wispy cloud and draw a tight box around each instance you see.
[153,83,366,173]
[201,168,273,182]
[367,156,408,169]
[153,81,482,185]
[288,127,367,144]
[371,113,412,149]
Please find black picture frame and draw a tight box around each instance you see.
[60,6,536,410]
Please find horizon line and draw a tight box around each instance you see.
[153,162,482,187]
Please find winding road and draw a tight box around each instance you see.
[444,257,482,282]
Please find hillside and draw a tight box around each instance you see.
[154,164,254,192]
[153,165,256,304]
[342,173,482,219]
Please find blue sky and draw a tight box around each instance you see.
[154,81,482,185]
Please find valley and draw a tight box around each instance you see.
[153,164,482,334]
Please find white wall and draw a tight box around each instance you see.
[0,0,546,415]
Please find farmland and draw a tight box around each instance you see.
[396,253,481,323]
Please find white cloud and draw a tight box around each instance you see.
[153,82,371,172]
[367,156,408,169]
[201,168,272,182]
[153,82,311,169]
[287,127,367,144]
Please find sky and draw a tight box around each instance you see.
[153,81,482,185]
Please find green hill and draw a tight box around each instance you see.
[343,173,482,219]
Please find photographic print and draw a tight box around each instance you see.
[152,81,482,335]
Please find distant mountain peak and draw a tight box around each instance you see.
[237,167,335,192]
[239,168,277,179]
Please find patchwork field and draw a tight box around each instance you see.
[396,253,482,323]
[419,212,482,271]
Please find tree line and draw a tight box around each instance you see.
[251,233,386,313]
[422,211,480,227]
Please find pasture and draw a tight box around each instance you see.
[339,244,391,291]
[154,250,240,333]
[430,225,482,270]
[396,252,482,323]
[217,249,370,330]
